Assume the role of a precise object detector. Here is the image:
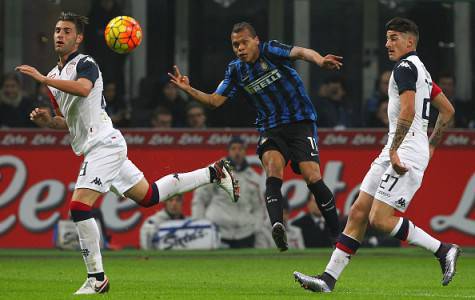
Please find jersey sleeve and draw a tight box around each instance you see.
[214,64,238,99]
[76,56,99,85]
[262,40,293,59]
[430,82,442,100]
[393,60,418,95]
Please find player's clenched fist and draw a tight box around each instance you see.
[30,107,52,127]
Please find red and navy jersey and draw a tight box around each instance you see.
[215,40,317,132]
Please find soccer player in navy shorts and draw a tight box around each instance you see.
[170,22,343,251]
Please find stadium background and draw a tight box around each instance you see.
[0,0,474,248]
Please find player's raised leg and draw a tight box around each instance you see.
[370,199,461,286]
[294,191,373,292]
[261,150,288,251]
[70,189,110,295]
[125,159,239,207]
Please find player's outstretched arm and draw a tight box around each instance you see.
[168,65,227,108]
[389,90,415,174]
[29,107,68,130]
[15,65,92,97]
[428,92,455,158]
[289,47,343,70]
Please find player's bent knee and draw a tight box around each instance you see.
[302,173,322,184]
[348,204,368,225]
[368,211,387,231]
[264,162,284,178]
[299,162,322,184]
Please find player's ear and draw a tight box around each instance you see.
[406,34,415,49]
[76,33,84,44]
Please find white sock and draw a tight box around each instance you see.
[406,222,441,253]
[76,218,104,274]
[155,167,210,201]
[324,248,351,280]
[390,217,441,253]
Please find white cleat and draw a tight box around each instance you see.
[212,159,240,203]
[438,244,461,286]
[293,271,332,293]
[74,276,110,295]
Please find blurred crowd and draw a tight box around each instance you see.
[2,68,474,130]
[1,0,474,130]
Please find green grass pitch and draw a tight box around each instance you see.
[0,248,473,299]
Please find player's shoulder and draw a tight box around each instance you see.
[393,56,418,79]
[394,59,416,70]
[265,40,293,51]
[225,59,241,74]
[76,54,98,66]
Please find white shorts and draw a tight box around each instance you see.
[360,155,425,212]
[75,135,144,194]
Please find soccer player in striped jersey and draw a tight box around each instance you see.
[16,12,239,295]
[170,22,343,251]
[294,17,460,292]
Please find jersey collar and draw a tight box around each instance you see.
[399,51,417,61]
[57,51,80,70]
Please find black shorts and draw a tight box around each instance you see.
[256,120,320,174]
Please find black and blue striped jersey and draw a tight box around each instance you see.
[215,40,317,132]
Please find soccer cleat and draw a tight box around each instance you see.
[74,276,110,295]
[272,222,288,252]
[438,244,461,286]
[293,272,332,293]
[212,159,240,203]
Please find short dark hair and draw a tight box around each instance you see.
[152,106,172,117]
[2,72,22,86]
[186,102,205,114]
[57,11,89,34]
[385,17,419,43]
[231,22,257,38]
[228,136,246,149]
[438,71,455,82]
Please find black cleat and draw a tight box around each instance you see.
[272,222,288,252]
[438,244,461,286]
[293,272,332,293]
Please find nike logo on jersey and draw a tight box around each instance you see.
[310,152,319,157]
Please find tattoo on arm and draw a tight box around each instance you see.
[390,118,412,151]
[429,115,452,148]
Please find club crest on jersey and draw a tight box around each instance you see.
[259,59,269,71]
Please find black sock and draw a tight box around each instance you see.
[322,272,336,290]
[435,243,450,259]
[209,166,217,183]
[265,177,283,225]
[308,180,340,237]
[88,272,105,281]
